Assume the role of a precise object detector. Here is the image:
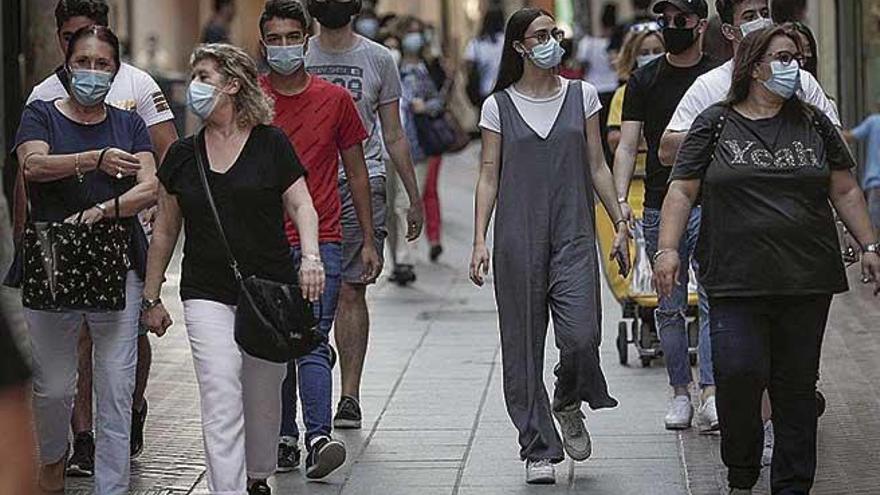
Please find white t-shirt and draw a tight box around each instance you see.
[464,35,505,99]
[576,35,619,94]
[27,62,175,128]
[479,79,602,139]
[666,60,841,132]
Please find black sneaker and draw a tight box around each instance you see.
[333,396,362,429]
[66,432,95,477]
[429,245,443,262]
[277,437,301,472]
[389,265,416,286]
[248,480,272,494]
[131,400,148,459]
[305,437,346,480]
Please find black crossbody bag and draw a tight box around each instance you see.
[193,133,323,363]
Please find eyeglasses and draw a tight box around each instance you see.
[523,28,565,45]
[629,21,661,33]
[657,14,694,29]
[763,50,803,66]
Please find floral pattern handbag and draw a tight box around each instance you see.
[21,188,130,312]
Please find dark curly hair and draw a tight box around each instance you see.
[54,0,109,31]
[260,0,310,37]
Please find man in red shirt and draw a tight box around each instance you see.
[258,0,380,485]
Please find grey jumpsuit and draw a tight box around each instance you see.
[493,81,618,463]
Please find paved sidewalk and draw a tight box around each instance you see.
[57,144,880,494]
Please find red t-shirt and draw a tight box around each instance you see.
[261,75,368,245]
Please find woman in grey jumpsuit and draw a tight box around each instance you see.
[469,8,631,485]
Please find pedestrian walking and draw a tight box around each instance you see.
[12,25,158,494]
[660,0,842,467]
[18,0,178,474]
[655,25,880,494]
[256,0,380,479]
[464,6,506,110]
[140,43,324,495]
[612,0,719,433]
[304,0,423,430]
[845,105,880,232]
[469,8,630,485]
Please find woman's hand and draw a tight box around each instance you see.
[141,304,173,337]
[610,227,631,277]
[469,243,491,286]
[862,252,880,296]
[652,250,680,298]
[65,207,103,225]
[98,148,142,178]
[300,256,326,303]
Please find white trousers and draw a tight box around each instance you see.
[25,271,142,495]
[183,300,286,495]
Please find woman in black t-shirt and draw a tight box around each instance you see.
[654,26,880,494]
[140,44,323,495]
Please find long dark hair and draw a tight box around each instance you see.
[792,21,818,77]
[726,24,803,105]
[492,8,552,94]
[480,7,506,41]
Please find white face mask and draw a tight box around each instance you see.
[739,16,774,37]
[636,52,664,67]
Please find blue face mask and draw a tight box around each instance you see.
[69,69,112,106]
[402,33,425,55]
[355,17,379,39]
[187,81,219,120]
[636,52,664,67]
[763,60,801,99]
[527,38,565,70]
[266,43,305,76]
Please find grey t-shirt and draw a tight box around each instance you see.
[306,35,402,178]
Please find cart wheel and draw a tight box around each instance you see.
[689,354,698,367]
[816,390,826,417]
[641,356,652,368]
[616,322,628,365]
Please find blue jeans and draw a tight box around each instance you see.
[643,207,714,388]
[710,295,831,492]
[280,243,342,444]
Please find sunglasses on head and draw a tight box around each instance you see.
[629,21,661,33]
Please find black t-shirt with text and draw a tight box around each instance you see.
[158,125,304,305]
[671,101,855,298]
[622,55,718,209]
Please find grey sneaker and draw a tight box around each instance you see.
[525,459,555,485]
[762,420,774,467]
[277,436,300,473]
[696,395,720,433]
[552,405,592,461]
[664,395,693,430]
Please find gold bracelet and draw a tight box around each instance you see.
[74,153,84,182]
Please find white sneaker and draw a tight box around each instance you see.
[525,459,556,485]
[552,405,592,461]
[664,395,694,430]
[696,395,720,433]
[762,420,774,467]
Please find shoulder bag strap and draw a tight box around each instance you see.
[193,130,243,282]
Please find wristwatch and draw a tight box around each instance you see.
[141,297,163,310]
[94,202,107,217]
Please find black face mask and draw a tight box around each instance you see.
[308,0,361,30]
[662,26,698,55]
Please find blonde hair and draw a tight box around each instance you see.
[615,30,664,81]
[191,43,274,128]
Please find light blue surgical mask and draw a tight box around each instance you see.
[187,81,219,120]
[763,60,801,99]
[69,69,112,107]
[739,16,774,37]
[402,33,425,55]
[355,17,379,39]
[636,52,664,67]
[266,43,305,76]
[528,38,565,70]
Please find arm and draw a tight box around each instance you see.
[140,185,183,336]
[283,178,325,302]
[147,120,179,165]
[653,179,701,297]
[659,130,688,167]
[469,129,501,286]
[612,120,644,221]
[378,100,424,239]
[829,169,880,294]
[17,141,142,183]
[340,143,382,281]
[607,128,621,154]
[66,151,158,224]
[586,113,631,276]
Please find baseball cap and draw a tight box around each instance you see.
[652,0,709,19]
